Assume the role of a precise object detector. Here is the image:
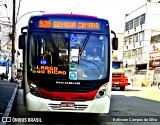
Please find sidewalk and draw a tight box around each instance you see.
[125,85,160,102]
[0,80,18,123]
[126,85,160,91]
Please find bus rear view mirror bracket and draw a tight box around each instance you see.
[111,30,118,50]
[19,35,25,49]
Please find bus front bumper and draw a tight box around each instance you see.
[26,92,110,113]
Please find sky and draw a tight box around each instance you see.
[15,0,148,34]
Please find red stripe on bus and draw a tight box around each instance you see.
[38,87,98,101]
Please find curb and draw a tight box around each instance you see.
[3,84,18,117]
[1,84,18,125]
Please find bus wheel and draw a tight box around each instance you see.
[120,86,125,91]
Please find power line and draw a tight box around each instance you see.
[71,3,80,14]
[6,0,12,22]
[4,0,9,20]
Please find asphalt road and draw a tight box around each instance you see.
[7,86,160,125]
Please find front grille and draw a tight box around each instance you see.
[75,104,88,110]
[48,104,60,109]
[48,103,88,111]
[112,74,122,77]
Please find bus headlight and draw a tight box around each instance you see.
[95,83,108,99]
[28,81,41,97]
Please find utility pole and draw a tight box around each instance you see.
[11,0,16,82]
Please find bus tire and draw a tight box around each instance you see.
[22,88,26,106]
[120,86,125,91]
[23,94,26,106]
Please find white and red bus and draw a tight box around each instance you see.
[19,14,118,114]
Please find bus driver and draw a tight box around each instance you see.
[86,48,101,61]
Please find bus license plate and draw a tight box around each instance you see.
[61,102,75,107]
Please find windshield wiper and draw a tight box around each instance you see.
[46,30,59,57]
[79,32,91,56]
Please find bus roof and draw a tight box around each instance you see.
[42,14,97,19]
[28,13,109,32]
[30,13,108,22]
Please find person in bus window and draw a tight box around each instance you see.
[86,48,101,61]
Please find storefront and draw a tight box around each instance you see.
[135,63,147,74]
[149,51,160,87]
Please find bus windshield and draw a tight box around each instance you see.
[112,62,123,69]
[28,31,109,80]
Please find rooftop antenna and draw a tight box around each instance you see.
[71,3,80,14]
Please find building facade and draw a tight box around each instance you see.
[123,1,160,85]
[0,22,12,79]
[0,22,12,62]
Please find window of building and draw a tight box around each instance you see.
[137,48,142,58]
[128,50,131,59]
[133,33,139,42]
[139,31,144,42]
[124,38,127,45]
[125,20,133,31]
[124,50,132,59]
[129,20,133,30]
[125,37,129,45]
[133,34,136,43]
[125,14,145,31]
[132,49,136,56]
[136,33,138,42]
[125,22,129,31]
[123,51,131,59]
[125,35,133,45]
[140,14,145,25]
[131,49,136,59]
[129,36,133,44]
[123,52,127,59]
[133,17,139,28]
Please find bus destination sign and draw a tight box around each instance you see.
[38,20,100,30]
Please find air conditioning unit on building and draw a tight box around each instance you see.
[139,42,141,46]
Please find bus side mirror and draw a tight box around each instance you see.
[19,35,25,49]
[112,37,118,50]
